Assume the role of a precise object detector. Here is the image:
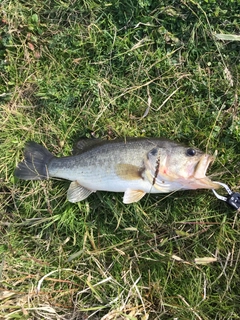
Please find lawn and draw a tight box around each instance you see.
[1,0,240,319]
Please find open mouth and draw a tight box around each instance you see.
[194,154,215,179]
[193,154,220,189]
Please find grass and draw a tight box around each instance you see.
[1,0,240,319]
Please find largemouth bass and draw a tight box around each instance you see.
[14,138,220,204]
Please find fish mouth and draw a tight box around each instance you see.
[193,153,220,189]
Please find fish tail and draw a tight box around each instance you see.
[14,142,55,180]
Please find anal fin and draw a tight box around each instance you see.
[67,181,94,203]
[123,188,146,204]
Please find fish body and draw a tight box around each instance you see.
[14,138,220,203]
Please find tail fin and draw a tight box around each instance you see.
[14,142,55,180]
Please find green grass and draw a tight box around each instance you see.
[1,0,240,319]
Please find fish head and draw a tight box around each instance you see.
[144,144,220,191]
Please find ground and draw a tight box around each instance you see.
[0,0,240,319]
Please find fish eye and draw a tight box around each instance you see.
[186,148,196,157]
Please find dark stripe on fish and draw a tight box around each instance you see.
[152,156,160,186]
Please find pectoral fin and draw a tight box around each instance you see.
[123,188,146,204]
[115,164,144,180]
[67,181,94,203]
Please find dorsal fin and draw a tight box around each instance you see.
[72,139,104,155]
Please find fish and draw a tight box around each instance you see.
[14,138,220,204]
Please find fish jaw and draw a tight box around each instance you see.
[188,154,221,190]
[180,176,221,190]
[194,154,214,179]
